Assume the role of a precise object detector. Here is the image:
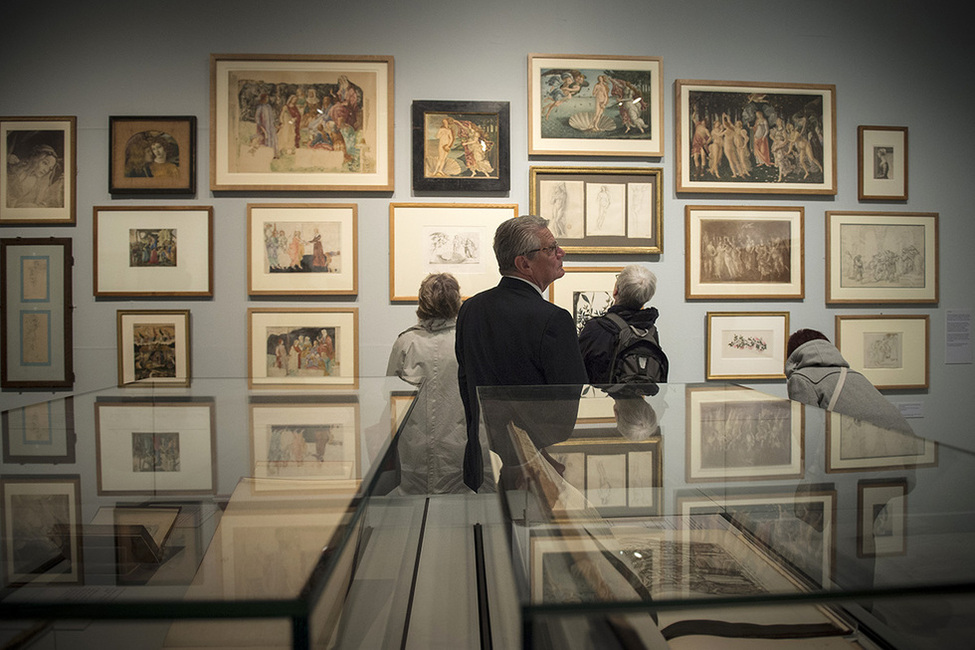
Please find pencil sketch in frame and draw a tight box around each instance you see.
[675,79,836,194]
[826,211,937,304]
[857,126,907,201]
[826,410,937,472]
[685,205,804,299]
[1,116,76,225]
[706,311,789,380]
[116,310,191,388]
[835,314,929,389]
[549,266,623,335]
[857,478,907,558]
[2,397,75,464]
[109,115,197,195]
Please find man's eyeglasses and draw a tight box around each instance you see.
[523,242,560,256]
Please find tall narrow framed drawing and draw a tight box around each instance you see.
[109,115,197,195]
[116,310,191,387]
[857,478,908,558]
[857,126,908,201]
[835,314,929,390]
[1,116,76,225]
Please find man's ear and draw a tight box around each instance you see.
[513,254,531,275]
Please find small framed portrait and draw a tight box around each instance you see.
[116,310,191,387]
[706,311,789,380]
[835,314,929,389]
[109,116,197,194]
[857,478,908,558]
[857,126,908,201]
[1,116,76,225]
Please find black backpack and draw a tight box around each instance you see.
[605,313,669,384]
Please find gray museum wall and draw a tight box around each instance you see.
[1,0,973,449]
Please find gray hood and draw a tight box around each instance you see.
[784,339,850,378]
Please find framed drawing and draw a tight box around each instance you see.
[686,385,804,482]
[247,203,357,296]
[528,54,664,157]
[93,206,213,298]
[1,116,76,225]
[835,314,929,389]
[109,116,197,194]
[685,205,804,299]
[2,397,75,464]
[248,307,358,389]
[827,410,937,472]
[576,384,620,424]
[390,391,416,436]
[857,478,907,558]
[210,53,393,191]
[675,79,836,194]
[529,167,663,254]
[116,310,191,387]
[826,211,938,304]
[548,266,622,335]
[389,203,517,301]
[858,126,908,201]
[706,311,789,380]
[94,398,217,495]
[411,100,510,192]
[1,238,73,389]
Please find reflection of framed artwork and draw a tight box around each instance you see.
[675,79,836,194]
[857,126,907,201]
[1,116,76,225]
[247,307,358,389]
[549,266,622,335]
[685,205,804,299]
[247,203,357,296]
[826,211,938,304]
[826,411,937,472]
[2,397,75,464]
[1,238,73,389]
[706,312,789,380]
[411,100,510,192]
[116,310,191,387]
[210,53,393,192]
[390,391,417,435]
[858,478,907,558]
[93,206,214,298]
[576,385,618,424]
[529,167,662,253]
[1,474,83,586]
[686,385,804,482]
[835,314,929,389]
[109,116,197,194]
[94,399,217,495]
[528,54,664,157]
[389,203,517,301]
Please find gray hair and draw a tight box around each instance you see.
[614,397,659,441]
[493,215,549,274]
[615,264,657,308]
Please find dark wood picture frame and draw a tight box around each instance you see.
[109,115,197,195]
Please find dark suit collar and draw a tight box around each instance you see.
[499,275,545,298]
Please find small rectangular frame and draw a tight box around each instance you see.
[1,116,77,225]
[857,478,908,558]
[116,309,191,387]
[857,126,908,201]
[2,397,75,464]
[549,266,623,336]
[706,311,789,380]
[835,314,929,389]
[109,115,197,194]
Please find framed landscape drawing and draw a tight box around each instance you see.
[1,238,73,389]
[1,116,76,225]
[549,266,622,335]
[247,203,357,296]
[529,167,663,254]
[675,80,836,194]
[706,311,789,380]
[827,410,937,472]
[247,307,358,389]
[528,54,664,157]
[685,205,804,299]
[109,116,196,194]
[411,100,510,192]
[826,211,937,304]
[116,310,191,387]
[858,126,907,201]
[857,478,907,558]
[93,206,213,298]
[835,314,929,389]
[389,203,517,302]
[2,397,75,464]
[210,53,393,191]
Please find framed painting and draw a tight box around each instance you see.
[1,238,73,389]
[858,126,908,201]
[826,410,937,472]
[116,310,191,387]
[529,167,663,253]
[94,398,217,495]
[2,397,75,464]
[858,478,907,558]
[835,314,929,389]
[706,311,789,380]
[528,54,664,157]
[109,116,197,194]
[0,116,76,225]
[685,385,804,482]
[548,266,622,335]
[210,53,393,191]
[247,307,358,389]
[389,203,517,302]
[685,205,804,299]
[411,100,510,192]
[675,79,836,194]
[93,206,213,298]
[826,211,938,304]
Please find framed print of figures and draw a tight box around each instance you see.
[93,206,213,298]
[528,54,664,157]
[857,478,907,558]
[826,211,937,304]
[109,116,197,194]
[706,312,789,380]
[2,397,75,464]
[529,167,663,254]
[247,203,357,296]
[411,100,510,192]
[248,307,358,389]
[835,314,929,389]
[210,54,393,191]
[858,126,908,201]
[549,266,622,335]
[1,116,76,225]
[685,206,804,299]
[1,238,73,389]
[675,80,836,194]
[827,410,936,472]
[116,310,191,387]
[389,203,517,302]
